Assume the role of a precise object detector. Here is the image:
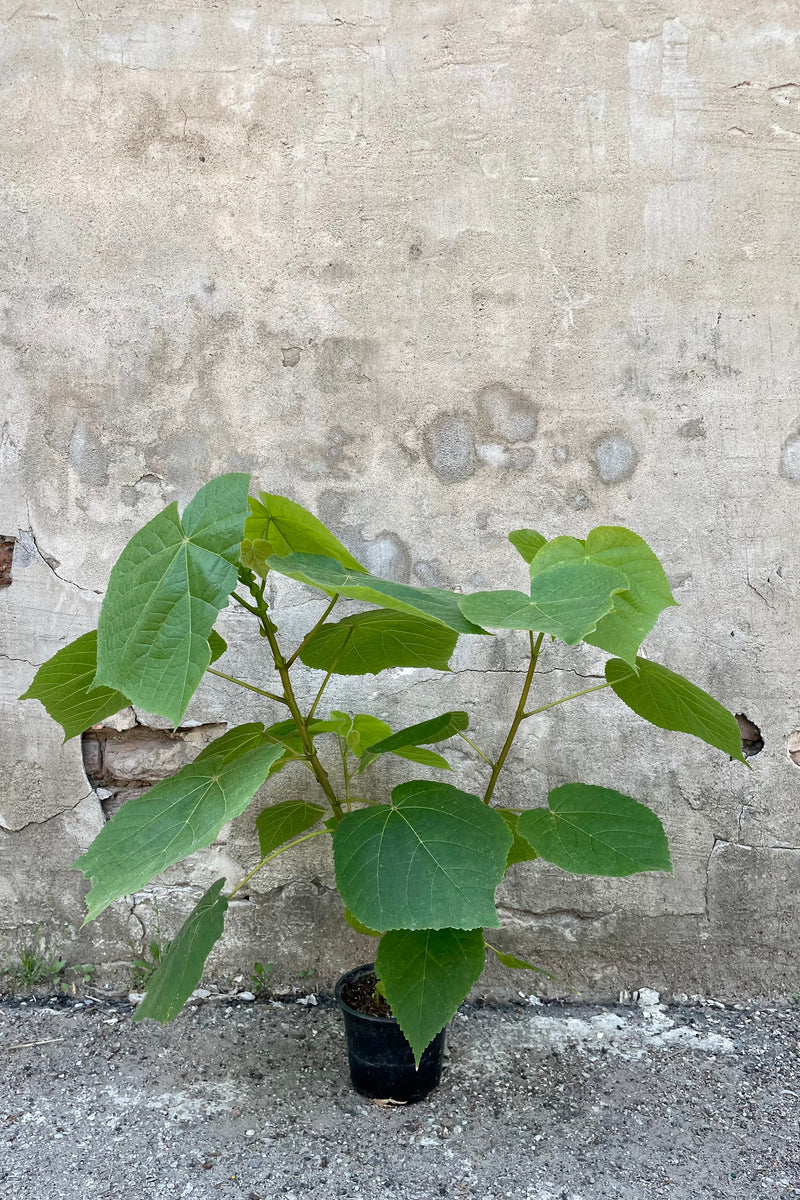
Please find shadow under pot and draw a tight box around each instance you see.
[335,962,446,1103]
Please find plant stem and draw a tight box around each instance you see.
[483,631,545,806]
[232,592,263,619]
[206,667,288,706]
[286,595,339,667]
[226,829,330,900]
[308,668,336,722]
[255,586,344,822]
[306,626,353,721]
[457,731,495,767]
[523,680,611,719]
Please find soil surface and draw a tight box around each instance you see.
[341,972,394,1019]
[1,992,799,1200]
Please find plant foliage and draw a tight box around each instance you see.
[21,477,747,1064]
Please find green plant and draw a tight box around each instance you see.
[250,961,274,994]
[21,475,747,1064]
[3,925,66,992]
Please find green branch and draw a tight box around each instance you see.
[226,829,330,900]
[483,631,545,805]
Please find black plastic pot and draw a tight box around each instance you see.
[335,963,446,1103]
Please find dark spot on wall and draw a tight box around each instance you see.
[0,536,15,587]
[422,415,477,483]
[315,337,377,394]
[735,714,764,758]
[298,425,357,481]
[357,532,411,582]
[281,346,303,367]
[592,432,638,484]
[409,240,423,261]
[413,560,451,588]
[476,382,537,442]
[316,492,410,581]
[69,425,109,488]
[678,417,706,440]
[569,493,591,511]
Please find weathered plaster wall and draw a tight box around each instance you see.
[1,1,798,997]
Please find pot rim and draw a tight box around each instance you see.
[334,962,398,1026]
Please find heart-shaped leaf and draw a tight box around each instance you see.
[333,780,511,931]
[496,808,538,868]
[246,493,365,571]
[93,474,250,727]
[255,800,326,859]
[375,927,485,1066]
[517,783,672,877]
[460,560,627,644]
[529,528,677,665]
[484,942,555,976]
[508,529,547,564]
[20,630,129,741]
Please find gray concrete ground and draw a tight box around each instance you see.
[1,992,798,1200]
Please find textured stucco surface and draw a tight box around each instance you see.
[1,1,799,997]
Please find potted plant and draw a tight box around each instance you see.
[21,473,747,1101]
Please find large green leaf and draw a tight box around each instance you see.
[21,627,229,742]
[333,780,511,931]
[133,879,228,1024]
[20,630,129,741]
[268,553,486,635]
[245,493,365,571]
[529,528,677,665]
[255,799,326,859]
[517,783,672,877]
[75,741,283,920]
[496,808,538,868]
[359,711,469,769]
[459,560,627,644]
[606,657,746,763]
[299,609,458,676]
[93,474,250,727]
[375,928,485,1066]
[508,529,547,564]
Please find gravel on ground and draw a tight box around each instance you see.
[1,990,798,1200]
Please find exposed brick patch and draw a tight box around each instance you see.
[82,722,226,819]
[0,536,15,587]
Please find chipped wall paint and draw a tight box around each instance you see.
[1,2,799,997]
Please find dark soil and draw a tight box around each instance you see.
[341,970,393,1018]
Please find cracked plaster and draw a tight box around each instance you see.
[1,2,799,996]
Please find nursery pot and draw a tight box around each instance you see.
[335,963,446,1103]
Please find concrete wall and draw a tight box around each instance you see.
[1,0,798,998]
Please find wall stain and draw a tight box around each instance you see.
[592,432,638,484]
[423,414,477,483]
[678,417,706,440]
[315,337,377,394]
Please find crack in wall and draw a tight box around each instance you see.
[23,503,102,595]
[0,790,96,836]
